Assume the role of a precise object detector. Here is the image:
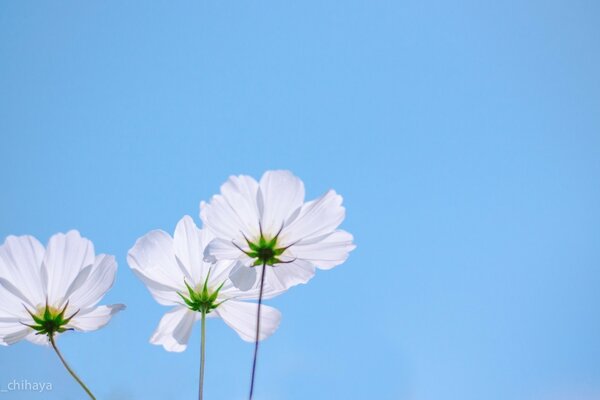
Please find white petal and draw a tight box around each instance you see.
[25,331,51,346]
[43,231,95,306]
[219,175,261,237]
[200,175,260,244]
[216,301,281,342]
[0,235,46,307]
[173,216,211,285]
[0,322,30,345]
[68,254,118,309]
[279,190,345,247]
[265,260,316,291]
[150,306,198,352]
[204,238,251,264]
[288,230,355,270]
[61,264,94,306]
[128,230,187,305]
[203,259,239,289]
[0,277,38,309]
[221,265,286,300]
[0,285,28,318]
[127,230,183,286]
[68,304,125,332]
[228,262,257,291]
[131,268,182,306]
[258,170,305,235]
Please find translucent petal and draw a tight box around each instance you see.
[43,231,95,306]
[287,230,355,270]
[0,235,46,307]
[216,301,281,342]
[150,306,198,352]
[258,170,305,235]
[279,190,345,247]
[68,304,125,332]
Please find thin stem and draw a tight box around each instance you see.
[49,335,96,400]
[199,309,207,400]
[249,261,267,400]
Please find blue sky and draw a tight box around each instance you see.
[1,1,599,399]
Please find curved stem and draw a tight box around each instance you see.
[49,335,96,400]
[199,309,207,400]
[249,262,267,400]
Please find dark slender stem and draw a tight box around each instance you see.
[49,335,96,400]
[249,262,267,400]
[199,309,206,400]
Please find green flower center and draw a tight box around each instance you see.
[178,271,225,314]
[23,302,78,337]
[241,233,291,267]
[257,246,275,262]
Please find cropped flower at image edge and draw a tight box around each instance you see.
[0,231,124,346]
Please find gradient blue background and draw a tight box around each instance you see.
[1,1,599,399]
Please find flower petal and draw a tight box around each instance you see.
[0,277,38,309]
[61,264,94,306]
[287,230,355,270]
[0,285,28,318]
[265,259,316,291]
[25,331,51,346]
[68,254,118,309]
[279,190,345,247]
[150,306,198,352]
[200,175,261,244]
[219,174,261,237]
[130,268,182,306]
[173,216,211,285]
[227,262,257,291]
[204,238,252,265]
[43,231,95,306]
[221,265,285,300]
[258,170,305,235]
[0,235,46,307]
[68,304,125,332]
[128,230,186,304]
[0,322,30,345]
[216,301,281,342]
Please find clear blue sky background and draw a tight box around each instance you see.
[1,1,599,399]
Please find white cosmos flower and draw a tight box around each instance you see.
[127,215,283,352]
[0,231,125,346]
[200,170,356,291]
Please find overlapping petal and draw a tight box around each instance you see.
[278,190,346,247]
[0,232,124,346]
[201,170,355,292]
[173,215,211,285]
[129,215,283,352]
[127,230,185,306]
[43,231,95,306]
[0,235,46,307]
[200,175,261,245]
[286,230,356,270]
[68,255,118,309]
[203,238,248,264]
[68,304,126,332]
[0,323,30,346]
[216,301,281,342]
[258,170,305,234]
[149,306,200,352]
[264,259,316,291]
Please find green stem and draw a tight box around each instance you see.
[49,335,96,400]
[248,261,267,400]
[199,309,206,400]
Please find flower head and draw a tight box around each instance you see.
[200,170,355,291]
[0,231,125,346]
[127,216,283,352]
